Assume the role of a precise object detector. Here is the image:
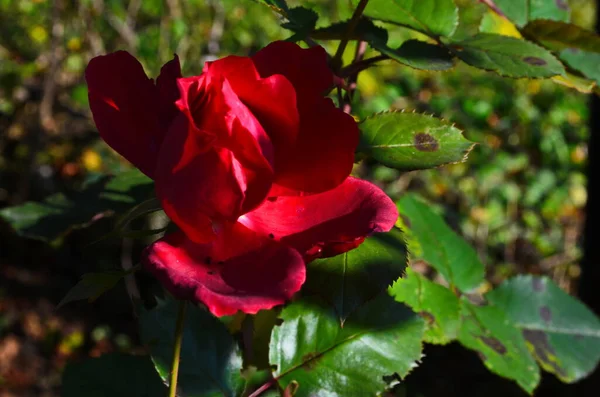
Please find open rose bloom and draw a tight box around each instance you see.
[86,42,398,316]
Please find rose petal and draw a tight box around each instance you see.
[86,51,166,178]
[272,98,359,193]
[239,177,399,260]
[143,223,306,317]
[252,41,333,106]
[205,55,300,162]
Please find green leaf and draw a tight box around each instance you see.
[358,111,475,171]
[448,33,566,78]
[522,20,600,52]
[372,39,456,71]
[0,169,153,241]
[560,48,600,85]
[487,275,600,383]
[396,194,485,292]
[57,269,134,308]
[487,0,570,27]
[139,298,244,396]
[390,268,461,344]
[451,0,487,40]
[255,0,288,12]
[458,298,540,393]
[114,197,162,231]
[269,293,425,396]
[311,18,388,42]
[281,7,318,37]
[62,353,166,397]
[359,0,459,38]
[305,230,406,324]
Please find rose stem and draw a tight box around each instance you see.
[168,300,187,397]
[331,0,370,73]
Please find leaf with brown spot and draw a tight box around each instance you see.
[358,111,476,171]
[390,268,461,344]
[487,275,600,383]
[458,298,540,393]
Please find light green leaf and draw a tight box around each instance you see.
[139,298,244,397]
[270,293,425,396]
[0,169,153,241]
[358,111,475,171]
[62,353,166,397]
[487,275,600,383]
[396,194,485,292]
[390,268,461,344]
[452,0,487,40]
[487,0,570,27]
[560,48,600,85]
[306,230,406,324]
[372,39,456,71]
[359,0,459,37]
[449,33,566,78]
[458,298,541,393]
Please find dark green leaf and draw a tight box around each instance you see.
[281,7,318,37]
[372,39,455,71]
[139,298,244,397]
[358,111,475,170]
[486,0,570,27]
[270,293,425,396]
[311,18,388,42]
[62,353,166,397]
[523,20,600,52]
[487,275,600,383]
[396,194,485,292]
[560,48,600,84]
[449,33,566,78]
[458,298,540,393]
[359,0,459,37]
[57,269,134,308]
[0,169,153,241]
[305,230,406,324]
[390,268,461,344]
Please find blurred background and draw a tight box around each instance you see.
[0,0,597,396]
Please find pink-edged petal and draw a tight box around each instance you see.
[143,223,306,317]
[86,51,164,178]
[252,41,333,106]
[239,177,399,260]
[205,56,300,150]
[273,98,359,193]
[156,54,182,131]
[155,114,269,243]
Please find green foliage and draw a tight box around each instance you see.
[448,33,565,78]
[62,353,167,397]
[372,39,456,71]
[57,268,135,308]
[396,194,485,291]
[305,230,407,323]
[560,48,600,85]
[523,20,600,52]
[490,0,570,27]
[487,275,600,383]
[358,111,475,170]
[0,169,153,241]
[360,0,459,37]
[269,293,425,396]
[139,298,244,396]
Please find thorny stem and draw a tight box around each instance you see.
[339,55,388,78]
[331,0,370,73]
[168,301,187,397]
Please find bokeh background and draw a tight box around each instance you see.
[0,0,597,396]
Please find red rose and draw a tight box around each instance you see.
[86,42,398,316]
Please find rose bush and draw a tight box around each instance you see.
[85,41,398,316]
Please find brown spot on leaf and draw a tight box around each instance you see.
[556,0,569,10]
[540,306,552,323]
[414,133,439,152]
[400,214,411,228]
[477,351,487,362]
[523,56,547,66]
[532,277,545,292]
[301,352,322,371]
[522,329,567,378]
[478,335,507,354]
[420,311,436,325]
